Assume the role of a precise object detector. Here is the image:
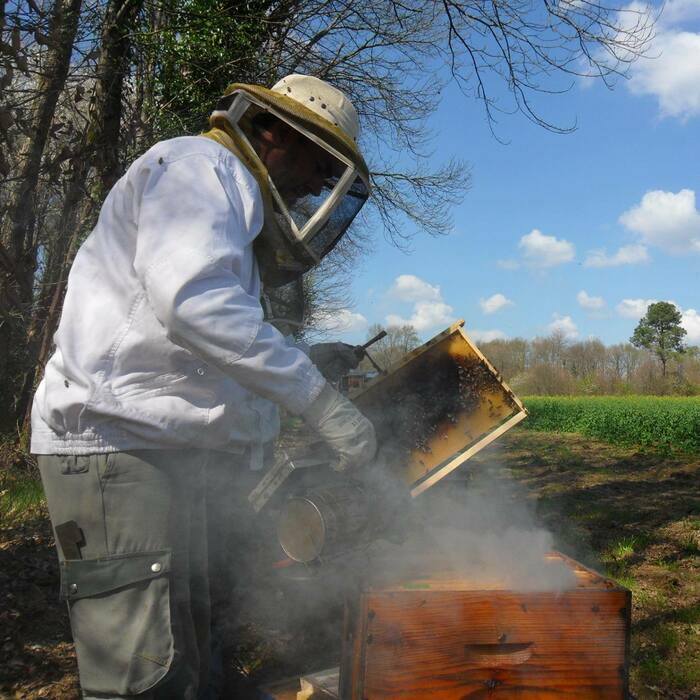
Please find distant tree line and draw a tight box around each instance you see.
[480,333,699,397]
[365,302,699,396]
[481,302,698,396]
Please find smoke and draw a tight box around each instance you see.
[238,416,582,689]
[366,463,578,592]
[343,331,580,591]
[220,449,580,687]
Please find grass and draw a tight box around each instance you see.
[0,470,45,527]
[2,430,699,697]
[610,571,638,591]
[601,536,648,583]
[608,535,646,561]
[679,533,700,556]
[673,603,700,625]
[521,395,700,453]
[634,621,700,691]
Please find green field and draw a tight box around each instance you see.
[522,396,700,452]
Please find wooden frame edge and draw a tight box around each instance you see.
[410,409,528,498]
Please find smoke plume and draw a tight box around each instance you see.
[366,462,578,592]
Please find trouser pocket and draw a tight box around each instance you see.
[61,550,174,696]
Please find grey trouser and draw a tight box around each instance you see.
[38,449,260,699]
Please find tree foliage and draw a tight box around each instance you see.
[631,301,686,377]
[138,0,279,140]
[479,330,698,396]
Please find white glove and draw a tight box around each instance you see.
[302,383,377,471]
[309,342,361,382]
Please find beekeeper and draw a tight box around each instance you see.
[31,74,376,699]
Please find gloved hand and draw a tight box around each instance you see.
[302,383,377,471]
[309,342,361,382]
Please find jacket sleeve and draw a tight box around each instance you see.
[132,148,325,415]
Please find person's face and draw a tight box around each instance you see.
[258,122,342,205]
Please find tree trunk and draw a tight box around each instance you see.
[16,161,90,431]
[0,0,83,432]
[133,0,166,151]
[91,0,144,194]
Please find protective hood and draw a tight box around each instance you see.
[207,75,371,288]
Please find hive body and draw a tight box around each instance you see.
[340,553,631,699]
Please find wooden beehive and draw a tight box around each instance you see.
[340,552,631,699]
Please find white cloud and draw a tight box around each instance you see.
[547,314,579,340]
[386,301,455,332]
[385,274,455,332]
[316,308,368,333]
[584,244,650,267]
[616,298,657,319]
[469,329,508,343]
[661,0,700,26]
[518,229,575,268]
[681,308,700,345]
[480,293,514,314]
[619,189,700,254]
[628,29,700,121]
[388,274,441,302]
[577,290,606,310]
[619,0,700,121]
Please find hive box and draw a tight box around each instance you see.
[340,552,631,699]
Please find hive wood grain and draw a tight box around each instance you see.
[340,553,631,699]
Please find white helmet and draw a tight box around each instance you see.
[209,74,371,287]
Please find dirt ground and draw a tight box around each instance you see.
[1,429,698,699]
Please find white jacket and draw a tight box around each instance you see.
[31,136,326,456]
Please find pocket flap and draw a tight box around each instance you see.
[60,550,171,600]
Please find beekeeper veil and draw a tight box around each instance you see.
[208,74,371,287]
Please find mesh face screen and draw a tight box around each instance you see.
[296,176,368,259]
[234,98,369,263]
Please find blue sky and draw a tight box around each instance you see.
[328,0,700,348]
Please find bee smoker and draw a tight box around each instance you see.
[276,482,371,563]
[251,321,529,567]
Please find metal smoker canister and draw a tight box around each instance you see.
[277,483,370,563]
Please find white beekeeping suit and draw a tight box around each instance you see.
[32,137,324,459]
[32,74,376,700]
[33,73,375,467]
